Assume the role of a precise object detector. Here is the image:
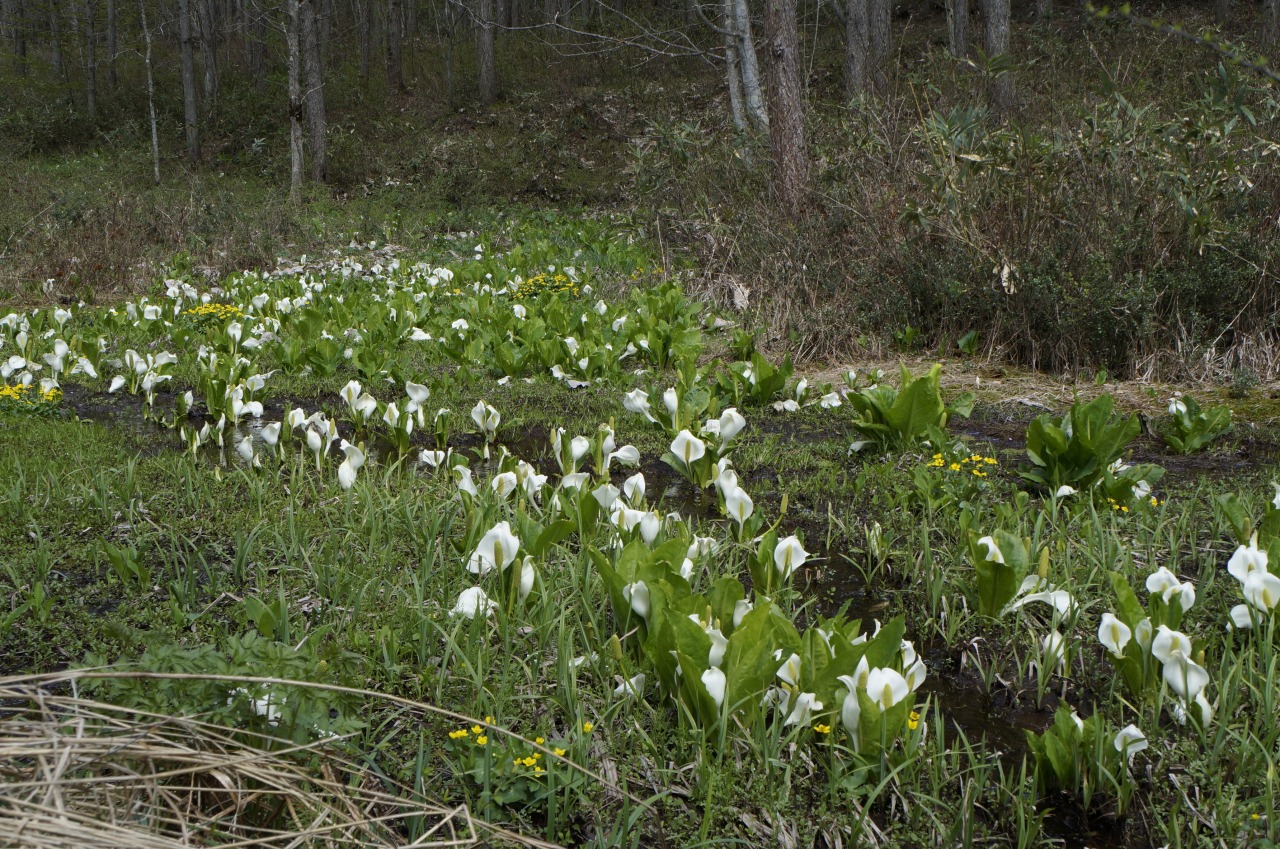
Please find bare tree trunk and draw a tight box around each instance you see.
[105,0,115,87]
[197,0,217,113]
[1269,0,1279,47]
[83,0,96,119]
[947,0,966,57]
[140,0,160,184]
[844,0,867,97]
[178,0,201,162]
[981,0,1012,116]
[300,0,326,181]
[1034,0,1049,23]
[4,0,28,75]
[443,0,456,102]
[50,1,64,77]
[478,0,495,104]
[731,0,767,131]
[724,0,745,130]
[386,0,403,90]
[762,0,808,217]
[868,0,889,92]
[1216,0,1228,27]
[287,0,304,202]
[357,0,370,84]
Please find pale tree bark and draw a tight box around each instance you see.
[83,0,97,119]
[140,0,160,183]
[982,0,1012,116]
[197,0,217,113]
[868,0,890,92]
[287,0,304,203]
[178,0,201,162]
[723,0,745,130]
[843,0,867,97]
[386,0,403,90]
[1269,0,1278,47]
[105,0,115,87]
[946,0,966,57]
[1034,0,1049,23]
[478,0,495,104]
[731,0,767,131]
[762,0,808,217]
[300,0,326,181]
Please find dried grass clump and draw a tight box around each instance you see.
[0,673,536,849]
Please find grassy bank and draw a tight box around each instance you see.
[4,214,1280,846]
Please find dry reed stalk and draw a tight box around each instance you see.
[0,671,641,849]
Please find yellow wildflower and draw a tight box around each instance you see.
[582,721,594,733]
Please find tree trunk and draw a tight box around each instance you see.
[197,0,217,113]
[946,0,966,57]
[982,0,1012,116]
[287,0,304,203]
[478,0,495,104]
[140,0,160,184]
[1034,0,1049,23]
[4,0,27,75]
[357,0,370,84]
[50,1,63,77]
[762,0,808,217]
[83,0,96,120]
[386,0,403,90]
[1269,0,1278,47]
[868,0,890,92]
[105,0,115,87]
[843,0,867,98]
[1216,0,1228,27]
[300,0,326,181]
[178,0,201,163]
[724,0,745,130]
[732,0,767,131]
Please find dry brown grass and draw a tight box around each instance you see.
[0,671,652,849]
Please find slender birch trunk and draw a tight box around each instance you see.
[140,0,160,184]
[732,0,767,131]
[724,0,745,130]
[478,0,495,104]
[868,0,890,92]
[287,0,304,203]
